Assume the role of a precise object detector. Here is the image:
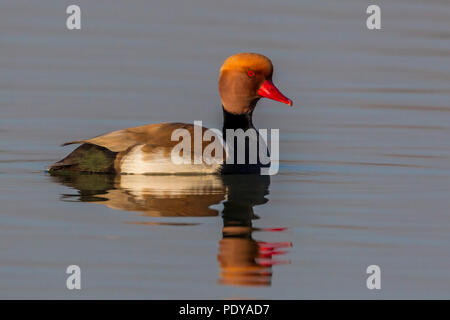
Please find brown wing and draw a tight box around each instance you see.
[62,122,194,152]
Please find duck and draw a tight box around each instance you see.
[48,52,292,175]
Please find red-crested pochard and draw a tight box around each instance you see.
[48,53,292,175]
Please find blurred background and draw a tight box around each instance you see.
[0,0,449,298]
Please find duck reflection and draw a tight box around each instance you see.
[51,174,291,286]
[54,174,226,217]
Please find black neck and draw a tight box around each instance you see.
[221,106,268,174]
[222,107,254,134]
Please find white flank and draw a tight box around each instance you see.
[119,145,222,174]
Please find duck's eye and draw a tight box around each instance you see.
[247,70,255,78]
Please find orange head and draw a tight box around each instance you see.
[218,53,292,114]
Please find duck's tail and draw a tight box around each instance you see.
[48,143,118,175]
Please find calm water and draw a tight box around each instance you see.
[1,0,450,299]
